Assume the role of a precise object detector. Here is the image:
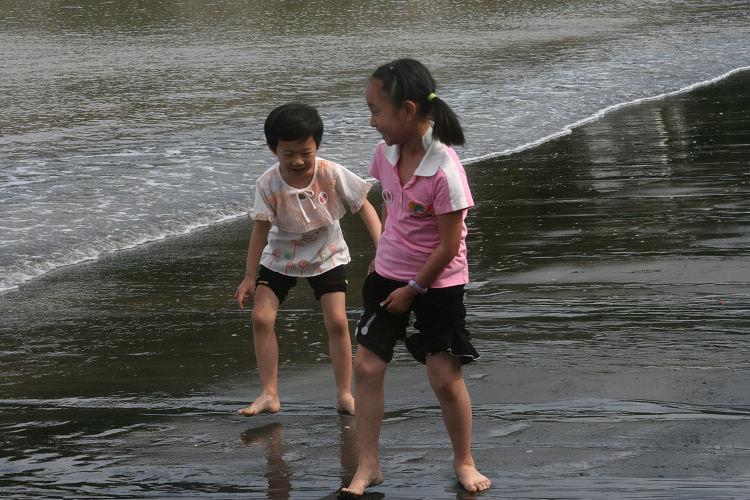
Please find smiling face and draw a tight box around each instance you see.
[272,135,317,188]
[366,77,411,146]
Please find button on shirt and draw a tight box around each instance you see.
[371,131,474,288]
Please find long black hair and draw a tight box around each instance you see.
[372,58,465,146]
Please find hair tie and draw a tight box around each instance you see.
[427,92,436,102]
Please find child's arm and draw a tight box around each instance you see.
[380,210,464,314]
[366,202,388,274]
[357,199,381,248]
[234,219,271,310]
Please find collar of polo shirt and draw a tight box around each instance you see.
[380,126,447,177]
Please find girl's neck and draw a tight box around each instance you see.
[400,120,431,157]
[397,121,431,186]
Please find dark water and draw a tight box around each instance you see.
[2,69,749,498]
[467,70,750,354]
[3,0,750,291]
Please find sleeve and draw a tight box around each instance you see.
[335,164,372,213]
[433,160,474,216]
[250,175,277,224]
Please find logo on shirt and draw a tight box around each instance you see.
[382,189,393,204]
[318,191,328,205]
[408,201,426,213]
[407,201,434,219]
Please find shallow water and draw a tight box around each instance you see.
[2,65,750,498]
[466,70,750,367]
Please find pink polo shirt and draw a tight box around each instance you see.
[371,131,473,288]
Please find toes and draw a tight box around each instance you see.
[336,488,362,499]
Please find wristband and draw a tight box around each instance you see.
[408,278,428,295]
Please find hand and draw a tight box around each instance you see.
[380,285,417,314]
[367,259,376,275]
[234,277,256,310]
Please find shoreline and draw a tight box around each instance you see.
[5,65,750,294]
[463,64,750,163]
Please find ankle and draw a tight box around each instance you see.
[454,456,477,469]
[356,456,381,470]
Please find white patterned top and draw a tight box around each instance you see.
[252,157,371,277]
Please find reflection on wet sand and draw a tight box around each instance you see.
[241,416,366,500]
[337,415,358,485]
[241,423,291,499]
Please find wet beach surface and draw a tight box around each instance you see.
[2,72,750,498]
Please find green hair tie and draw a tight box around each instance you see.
[427,92,436,102]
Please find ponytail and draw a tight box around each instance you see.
[372,58,465,146]
[425,94,465,146]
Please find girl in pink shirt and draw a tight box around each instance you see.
[339,59,491,498]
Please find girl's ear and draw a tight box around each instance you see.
[267,142,277,154]
[402,99,418,120]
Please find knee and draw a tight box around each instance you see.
[430,374,464,401]
[325,315,350,338]
[353,353,386,381]
[251,308,275,332]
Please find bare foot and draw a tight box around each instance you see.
[455,462,491,492]
[339,464,383,496]
[238,393,280,416]
[337,393,356,415]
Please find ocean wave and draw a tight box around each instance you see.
[4,66,749,294]
[0,208,248,293]
[463,65,750,165]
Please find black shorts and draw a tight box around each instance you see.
[354,272,479,365]
[256,265,348,304]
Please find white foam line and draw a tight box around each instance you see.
[463,65,750,165]
[0,210,249,294]
[5,67,750,293]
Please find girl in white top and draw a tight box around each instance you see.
[235,103,381,417]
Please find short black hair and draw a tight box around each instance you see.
[264,103,324,151]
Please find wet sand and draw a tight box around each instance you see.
[2,71,750,498]
[224,360,750,499]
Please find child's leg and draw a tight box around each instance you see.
[340,345,386,496]
[239,285,281,416]
[426,352,491,492]
[319,291,355,415]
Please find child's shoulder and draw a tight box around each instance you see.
[315,156,341,171]
[257,164,280,180]
[255,164,281,187]
[315,156,356,179]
